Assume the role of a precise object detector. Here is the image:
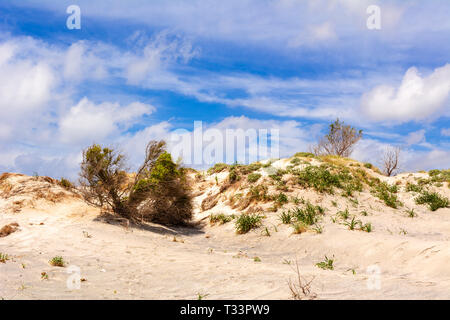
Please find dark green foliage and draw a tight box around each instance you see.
[235,213,263,234]
[247,173,262,183]
[291,201,323,225]
[80,141,193,226]
[293,152,316,158]
[59,178,74,190]
[415,191,449,211]
[207,163,229,175]
[371,182,402,208]
[406,182,423,193]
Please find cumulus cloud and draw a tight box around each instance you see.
[405,129,426,146]
[59,98,155,144]
[361,64,450,122]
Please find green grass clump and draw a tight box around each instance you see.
[279,211,293,224]
[337,208,350,220]
[207,163,229,175]
[364,163,373,169]
[248,185,270,202]
[405,182,423,193]
[371,182,402,208]
[415,191,449,211]
[316,256,334,270]
[291,221,308,234]
[235,213,263,234]
[292,201,323,226]
[209,213,235,225]
[58,178,74,190]
[0,253,9,263]
[294,152,316,158]
[344,216,361,230]
[247,173,261,183]
[361,222,373,233]
[275,192,288,206]
[49,256,65,267]
[295,165,341,193]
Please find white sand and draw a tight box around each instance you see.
[1,163,450,300]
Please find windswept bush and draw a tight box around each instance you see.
[79,140,193,225]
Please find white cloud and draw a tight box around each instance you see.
[0,42,55,120]
[361,64,450,123]
[59,98,155,144]
[405,129,426,146]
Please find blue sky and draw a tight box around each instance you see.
[0,0,449,179]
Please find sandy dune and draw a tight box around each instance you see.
[1,159,450,300]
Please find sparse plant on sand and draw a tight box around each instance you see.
[312,224,324,234]
[405,208,416,218]
[49,256,65,267]
[196,292,209,300]
[291,221,308,234]
[247,173,261,183]
[235,213,263,234]
[316,256,334,270]
[58,178,74,190]
[209,213,235,225]
[279,211,293,224]
[415,191,449,211]
[361,222,373,233]
[41,272,49,280]
[344,216,361,230]
[0,253,9,263]
[371,181,402,208]
[337,208,350,220]
[288,260,317,300]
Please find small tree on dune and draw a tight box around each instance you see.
[312,119,363,157]
[381,146,401,177]
[79,140,193,225]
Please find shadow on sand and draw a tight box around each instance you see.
[93,212,205,237]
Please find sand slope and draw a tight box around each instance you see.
[1,160,450,300]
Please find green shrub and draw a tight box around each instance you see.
[294,152,316,158]
[80,140,193,226]
[49,256,65,267]
[209,213,235,225]
[292,202,323,225]
[279,211,293,224]
[405,182,423,193]
[371,182,402,208]
[428,169,441,177]
[316,256,334,270]
[291,221,308,234]
[415,191,449,211]
[207,163,229,175]
[248,185,269,201]
[364,163,373,169]
[295,165,341,193]
[275,192,288,206]
[247,173,262,183]
[235,213,263,234]
[59,178,74,190]
[0,253,9,263]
